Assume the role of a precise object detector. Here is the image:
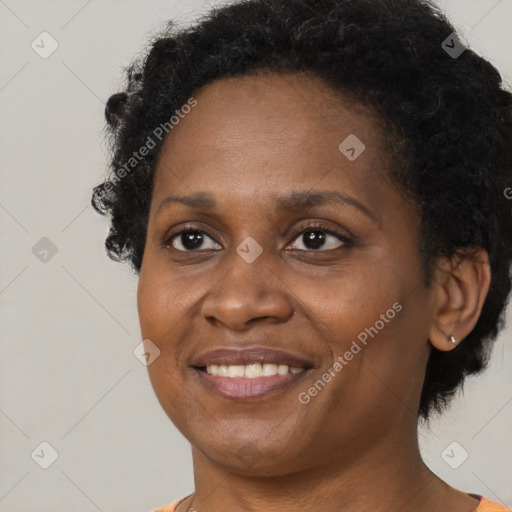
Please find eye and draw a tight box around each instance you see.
[164,226,222,252]
[162,222,351,253]
[288,222,351,251]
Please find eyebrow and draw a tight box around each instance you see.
[156,190,376,222]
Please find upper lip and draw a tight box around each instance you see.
[191,347,314,368]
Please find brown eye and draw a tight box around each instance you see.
[288,223,351,251]
[165,228,221,252]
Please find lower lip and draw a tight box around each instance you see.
[193,368,310,401]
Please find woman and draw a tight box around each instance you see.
[92,0,512,510]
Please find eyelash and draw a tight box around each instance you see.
[162,221,353,252]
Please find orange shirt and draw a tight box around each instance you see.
[476,497,512,511]
[153,494,511,511]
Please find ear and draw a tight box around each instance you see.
[428,246,491,352]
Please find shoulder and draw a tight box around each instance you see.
[476,496,512,511]
[151,495,191,512]
[150,495,512,512]
[151,499,181,512]
[151,502,178,512]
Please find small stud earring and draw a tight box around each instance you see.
[449,335,457,345]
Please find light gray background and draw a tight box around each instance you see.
[0,1,511,511]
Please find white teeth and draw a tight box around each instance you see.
[205,363,305,377]
[245,363,263,378]
[227,365,245,377]
[277,364,289,375]
[262,363,277,376]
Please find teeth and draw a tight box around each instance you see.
[263,363,277,376]
[205,363,305,377]
[246,363,264,378]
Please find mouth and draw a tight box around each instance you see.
[191,347,315,401]
[199,362,305,377]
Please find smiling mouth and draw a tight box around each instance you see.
[193,364,312,401]
[190,346,315,400]
[198,363,306,378]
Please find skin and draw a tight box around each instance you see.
[137,71,490,512]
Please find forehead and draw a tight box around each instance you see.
[151,71,392,211]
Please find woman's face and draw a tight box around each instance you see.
[137,72,435,475]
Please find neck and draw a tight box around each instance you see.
[177,426,473,512]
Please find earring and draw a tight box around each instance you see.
[449,335,457,345]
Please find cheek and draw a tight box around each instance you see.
[137,267,198,389]
[294,261,419,400]
[297,261,402,340]
[137,267,184,339]
[137,272,193,426]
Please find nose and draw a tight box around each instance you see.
[200,256,294,331]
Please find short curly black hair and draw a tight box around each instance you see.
[92,0,512,420]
